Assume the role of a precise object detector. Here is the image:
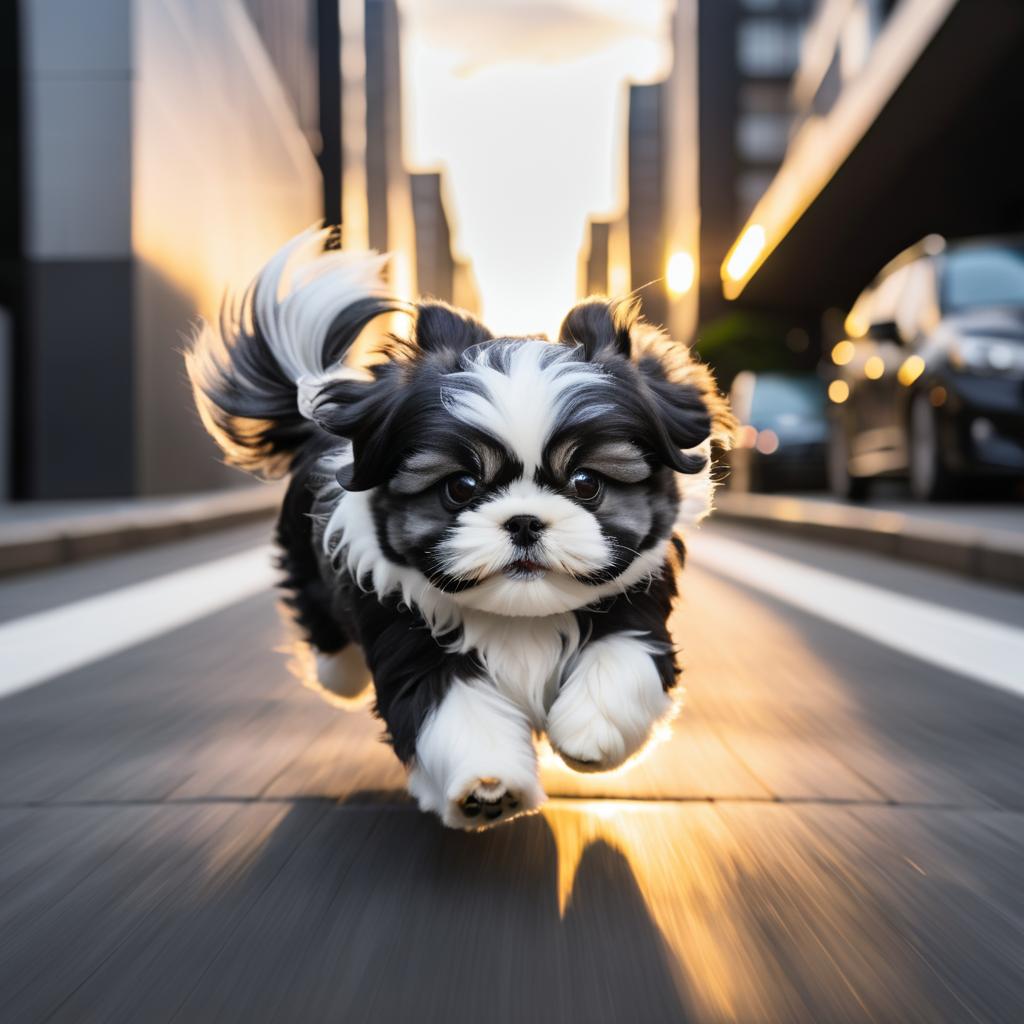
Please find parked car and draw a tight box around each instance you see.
[827,235,1024,500]
[728,372,828,492]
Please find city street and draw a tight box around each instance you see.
[2,521,1022,1023]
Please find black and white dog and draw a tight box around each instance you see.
[188,229,734,829]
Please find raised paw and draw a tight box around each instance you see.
[546,635,676,774]
[547,706,635,773]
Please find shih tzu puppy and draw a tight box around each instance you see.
[188,229,733,830]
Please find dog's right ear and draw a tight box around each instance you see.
[414,301,493,354]
[558,297,635,361]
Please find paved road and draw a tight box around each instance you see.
[1,521,1023,1023]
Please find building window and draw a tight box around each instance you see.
[737,19,805,77]
[739,81,790,116]
[736,112,791,162]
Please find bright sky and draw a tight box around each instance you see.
[400,0,674,336]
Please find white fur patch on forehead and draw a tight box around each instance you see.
[441,341,609,471]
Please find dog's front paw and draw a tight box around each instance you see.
[407,680,545,831]
[547,635,675,773]
[547,695,637,773]
[409,766,544,831]
[453,776,542,828]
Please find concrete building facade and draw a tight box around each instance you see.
[3,0,432,501]
[4,0,332,500]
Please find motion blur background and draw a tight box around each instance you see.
[3,0,1022,507]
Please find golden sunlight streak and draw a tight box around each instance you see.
[541,800,751,1019]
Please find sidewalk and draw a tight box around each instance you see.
[713,491,1024,589]
[0,484,282,577]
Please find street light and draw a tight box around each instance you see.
[666,251,695,297]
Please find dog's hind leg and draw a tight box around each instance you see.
[277,473,371,702]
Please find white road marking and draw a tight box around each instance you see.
[3,532,1020,704]
[0,546,276,699]
[688,532,1024,698]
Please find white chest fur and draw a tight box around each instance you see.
[454,610,582,728]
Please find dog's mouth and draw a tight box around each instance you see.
[503,558,549,580]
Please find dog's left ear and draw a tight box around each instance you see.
[559,297,736,473]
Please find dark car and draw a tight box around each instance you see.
[827,235,1024,500]
[728,372,828,492]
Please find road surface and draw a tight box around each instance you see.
[1,520,1023,1023]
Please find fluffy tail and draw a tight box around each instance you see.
[187,228,405,476]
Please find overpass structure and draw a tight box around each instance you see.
[721,0,1024,318]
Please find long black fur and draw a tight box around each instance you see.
[192,259,733,778]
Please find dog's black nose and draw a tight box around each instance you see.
[505,515,545,546]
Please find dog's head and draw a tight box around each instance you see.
[315,299,734,616]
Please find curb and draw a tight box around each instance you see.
[0,485,283,578]
[713,492,1024,590]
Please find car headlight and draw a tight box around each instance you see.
[948,336,1024,377]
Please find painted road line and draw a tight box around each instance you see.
[0,546,276,699]
[688,531,1024,699]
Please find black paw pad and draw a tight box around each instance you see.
[459,784,523,824]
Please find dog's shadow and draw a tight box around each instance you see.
[210,798,692,1022]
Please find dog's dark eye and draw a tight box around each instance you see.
[569,469,602,501]
[442,473,480,508]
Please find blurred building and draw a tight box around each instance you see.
[582,220,612,297]
[579,214,630,306]
[410,172,452,303]
[697,0,812,328]
[621,0,809,338]
[627,83,668,330]
[720,0,1024,336]
[244,0,343,226]
[364,0,416,299]
[4,0,325,499]
[2,0,423,501]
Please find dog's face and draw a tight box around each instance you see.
[316,301,732,616]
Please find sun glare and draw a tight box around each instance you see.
[401,0,673,336]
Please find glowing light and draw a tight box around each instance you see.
[844,311,868,338]
[929,385,947,407]
[897,355,925,387]
[723,224,766,287]
[831,340,855,366]
[828,379,849,403]
[737,424,758,449]
[754,429,779,455]
[666,251,695,296]
[864,355,885,380]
